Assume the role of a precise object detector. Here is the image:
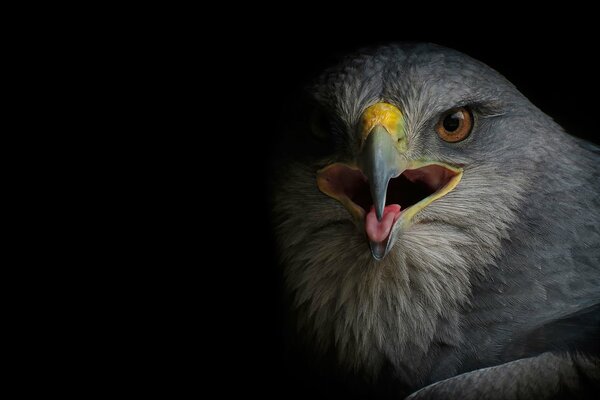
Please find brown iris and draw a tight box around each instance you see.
[436,107,473,142]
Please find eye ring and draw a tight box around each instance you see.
[436,107,473,143]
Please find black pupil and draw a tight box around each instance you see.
[443,112,462,132]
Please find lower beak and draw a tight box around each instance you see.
[357,124,408,259]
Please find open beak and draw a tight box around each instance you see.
[358,124,407,221]
[317,103,463,260]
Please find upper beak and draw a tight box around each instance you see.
[358,124,407,221]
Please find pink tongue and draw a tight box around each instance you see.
[365,204,402,243]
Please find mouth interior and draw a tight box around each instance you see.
[323,164,458,214]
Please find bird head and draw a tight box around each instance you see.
[274,43,555,375]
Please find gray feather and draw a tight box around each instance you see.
[406,353,600,399]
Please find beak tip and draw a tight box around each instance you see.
[369,240,387,260]
[375,201,385,222]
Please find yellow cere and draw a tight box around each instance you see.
[361,103,404,138]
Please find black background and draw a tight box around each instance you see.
[214,27,598,397]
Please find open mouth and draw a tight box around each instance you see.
[317,162,462,254]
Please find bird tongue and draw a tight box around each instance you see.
[365,204,401,243]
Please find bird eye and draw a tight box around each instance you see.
[436,107,473,143]
[310,108,332,141]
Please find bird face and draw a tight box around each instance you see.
[316,102,464,259]
[274,44,539,374]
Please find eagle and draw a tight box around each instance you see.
[272,43,600,399]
